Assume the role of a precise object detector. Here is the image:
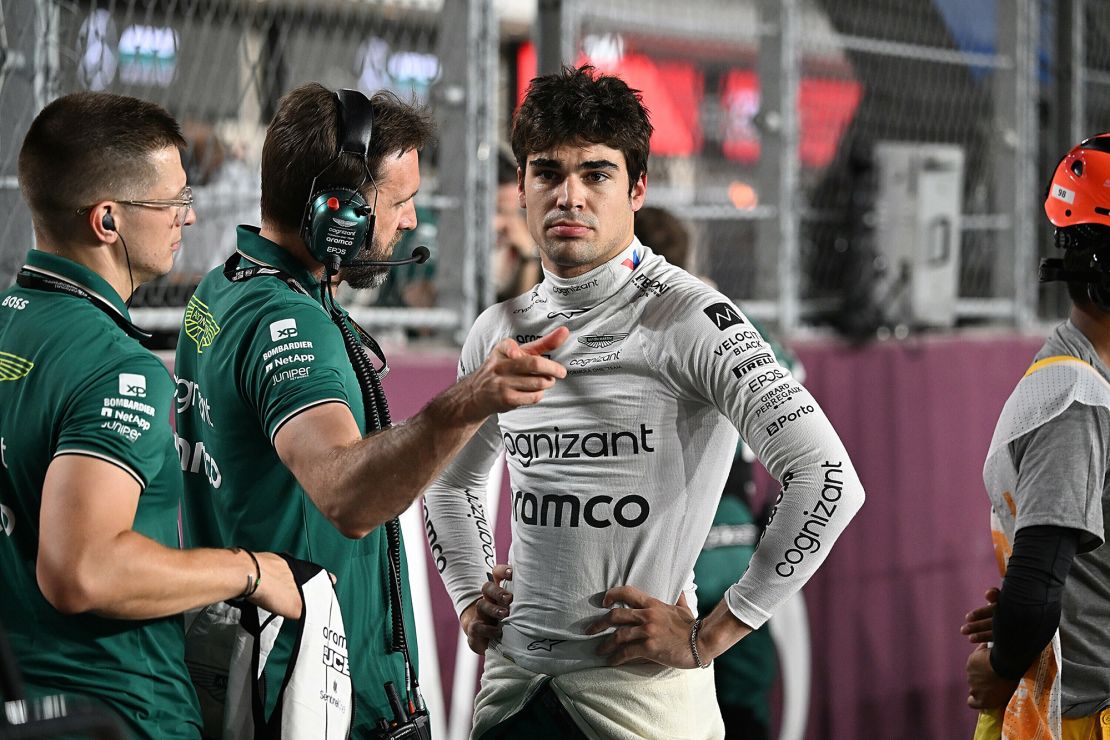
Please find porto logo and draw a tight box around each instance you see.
[703,302,744,331]
[0,351,34,382]
[577,333,629,350]
[118,373,147,398]
[184,295,221,354]
[269,318,298,342]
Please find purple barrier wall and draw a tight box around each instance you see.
[380,332,1048,739]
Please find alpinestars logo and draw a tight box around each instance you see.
[578,333,629,350]
[703,302,744,331]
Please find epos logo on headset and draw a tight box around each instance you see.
[270,319,299,342]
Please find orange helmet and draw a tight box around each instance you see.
[1044,133,1110,230]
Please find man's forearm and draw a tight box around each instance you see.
[41,533,260,619]
[315,387,486,536]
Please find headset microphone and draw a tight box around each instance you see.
[345,245,430,268]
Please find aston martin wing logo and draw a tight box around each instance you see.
[0,351,33,382]
[333,218,359,229]
[184,295,221,354]
[577,333,629,350]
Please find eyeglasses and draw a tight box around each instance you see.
[77,186,194,224]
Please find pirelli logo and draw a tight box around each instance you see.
[732,352,775,379]
[0,351,34,382]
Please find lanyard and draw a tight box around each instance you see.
[16,267,152,342]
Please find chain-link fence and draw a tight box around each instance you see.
[0,0,496,340]
[3,0,1107,341]
[539,0,1101,337]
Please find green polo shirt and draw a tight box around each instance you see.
[0,250,201,739]
[174,226,419,733]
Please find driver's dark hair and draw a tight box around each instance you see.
[511,65,653,194]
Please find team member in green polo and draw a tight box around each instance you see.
[0,92,302,739]
[174,83,566,734]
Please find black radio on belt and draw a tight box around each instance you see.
[373,682,432,739]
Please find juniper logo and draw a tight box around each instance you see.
[118,373,147,398]
[269,318,298,342]
[577,333,629,350]
[0,351,34,382]
[184,295,221,353]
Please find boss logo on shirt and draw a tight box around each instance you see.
[703,302,744,331]
[118,373,147,398]
[269,318,299,342]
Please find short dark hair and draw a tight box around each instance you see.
[511,65,653,194]
[260,83,435,233]
[634,206,689,269]
[18,92,185,242]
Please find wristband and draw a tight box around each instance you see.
[231,547,262,599]
[690,618,710,669]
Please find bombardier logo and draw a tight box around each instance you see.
[732,353,775,380]
[703,302,744,331]
[269,318,298,342]
[578,333,629,350]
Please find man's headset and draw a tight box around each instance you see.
[300,89,428,276]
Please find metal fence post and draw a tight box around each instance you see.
[756,0,800,330]
[0,0,49,285]
[434,0,496,341]
[995,0,1038,328]
[536,0,578,75]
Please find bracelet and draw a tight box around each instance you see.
[230,547,262,599]
[690,618,710,669]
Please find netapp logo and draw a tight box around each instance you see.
[513,490,650,528]
[765,404,815,436]
[503,425,655,467]
[776,461,845,577]
[731,353,775,380]
[703,302,744,331]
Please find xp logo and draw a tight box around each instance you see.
[118,373,147,398]
[703,302,744,331]
[269,318,298,342]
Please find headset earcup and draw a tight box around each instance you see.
[304,189,370,265]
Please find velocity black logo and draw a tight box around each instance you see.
[703,302,744,331]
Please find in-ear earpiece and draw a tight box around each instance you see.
[102,212,116,232]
